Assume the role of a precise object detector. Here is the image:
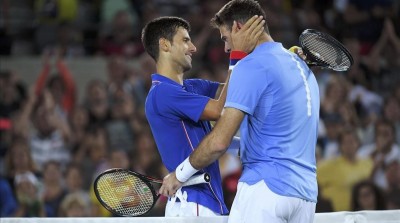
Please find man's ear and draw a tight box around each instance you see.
[236,21,243,30]
[232,20,243,33]
[159,38,170,52]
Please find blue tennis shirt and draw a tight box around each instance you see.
[145,74,228,214]
[226,42,320,202]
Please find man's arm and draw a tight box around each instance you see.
[192,108,244,168]
[159,107,245,196]
[214,83,225,100]
[200,70,231,121]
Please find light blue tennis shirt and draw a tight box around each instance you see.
[226,42,320,202]
[145,74,228,214]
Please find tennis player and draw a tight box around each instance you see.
[141,16,264,216]
[159,1,320,222]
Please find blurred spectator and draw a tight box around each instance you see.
[68,105,89,149]
[35,52,76,117]
[106,90,136,153]
[4,138,39,186]
[358,119,400,190]
[64,163,90,202]
[0,177,18,217]
[319,113,344,160]
[34,0,83,55]
[30,91,71,170]
[321,75,349,119]
[14,171,46,217]
[100,0,139,26]
[74,127,109,189]
[292,0,324,34]
[99,10,143,57]
[361,18,400,93]
[318,129,373,211]
[338,101,362,130]
[342,31,373,91]
[320,101,364,159]
[343,0,396,54]
[0,70,27,118]
[59,192,90,217]
[107,56,147,105]
[108,149,130,169]
[382,96,400,145]
[131,130,166,178]
[41,161,67,217]
[385,161,400,193]
[84,80,110,128]
[0,70,27,158]
[351,180,386,211]
[260,0,297,47]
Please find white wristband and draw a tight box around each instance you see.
[175,157,198,183]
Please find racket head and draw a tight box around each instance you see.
[299,29,354,71]
[93,168,159,217]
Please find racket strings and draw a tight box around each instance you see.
[96,171,155,216]
[302,33,352,70]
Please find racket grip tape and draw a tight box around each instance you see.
[182,173,210,186]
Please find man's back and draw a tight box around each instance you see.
[226,41,320,202]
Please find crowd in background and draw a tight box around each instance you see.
[1,0,400,217]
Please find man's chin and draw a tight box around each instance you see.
[183,65,192,72]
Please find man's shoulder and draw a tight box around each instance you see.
[184,78,214,86]
[237,51,279,71]
[149,81,181,96]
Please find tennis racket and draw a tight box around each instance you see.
[93,168,210,217]
[298,29,354,71]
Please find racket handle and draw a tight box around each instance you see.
[182,173,210,186]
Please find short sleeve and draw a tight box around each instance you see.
[153,84,210,122]
[184,79,220,98]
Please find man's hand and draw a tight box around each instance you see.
[231,15,265,53]
[159,172,183,197]
[289,46,307,61]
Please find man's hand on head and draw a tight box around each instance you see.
[231,15,265,53]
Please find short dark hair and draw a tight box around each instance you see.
[141,16,191,61]
[351,180,386,211]
[210,0,269,34]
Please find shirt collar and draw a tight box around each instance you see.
[151,74,182,87]
[252,41,282,54]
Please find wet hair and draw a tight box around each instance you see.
[141,16,191,61]
[210,0,269,34]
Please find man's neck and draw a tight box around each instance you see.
[156,62,184,85]
[254,33,274,48]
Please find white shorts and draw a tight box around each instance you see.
[228,180,316,223]
[165,191,220,217]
